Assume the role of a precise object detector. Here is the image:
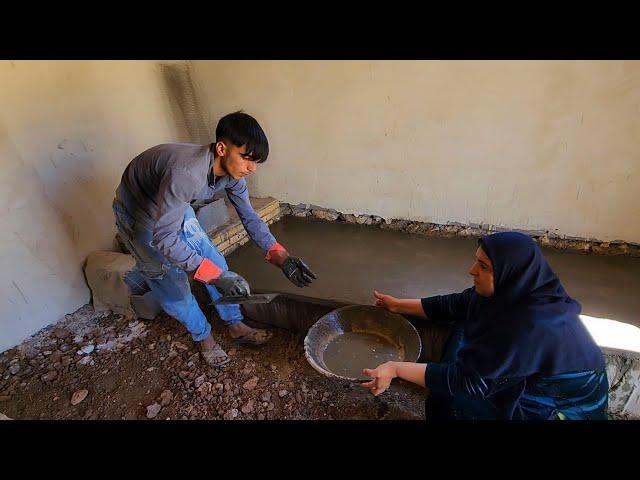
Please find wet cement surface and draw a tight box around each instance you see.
[227,216,640,327]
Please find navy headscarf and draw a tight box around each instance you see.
[457,232,605,379]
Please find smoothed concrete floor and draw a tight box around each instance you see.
[227,216,640,328]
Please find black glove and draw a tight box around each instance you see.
[210,271,251,297]
[281,257,317,287]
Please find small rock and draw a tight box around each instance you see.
[49,351,63,363]
[243,376,259,391]
[0,413,12,420]
[223,408,238,420]
[228,348,237,356]
[195,375,206,388]
[279,390,288,398]
[257,413,265,420]
[188,353,199,364]
[71,389,88,405]
[159,390,174,406]
[8,364,19,375]
[53,328,68,339]
[260,391,271,402]
[77,356,92,366]
[197,382,212,395]
[267,402,275,411]
[148,343,156,350]
[172,341,189,351]
[41,370,57,382]
[241,399,255,414]
[146,403,162,419]
[43,350,53,356]
[79,344,95,355]
[312,209,340,221]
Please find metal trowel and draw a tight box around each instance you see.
[210,293,280,305]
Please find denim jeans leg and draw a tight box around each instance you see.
[113,201,212,342]
[181,206,244,327]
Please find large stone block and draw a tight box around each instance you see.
[84,251,162,320]
[85,251,137,317]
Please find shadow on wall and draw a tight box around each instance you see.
[159,62,212,145]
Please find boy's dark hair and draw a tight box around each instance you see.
[215,111,269,163]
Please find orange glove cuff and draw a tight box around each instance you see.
[265,242,289,266]
[193,258,223,283]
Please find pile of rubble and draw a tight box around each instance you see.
[0,304,425,420]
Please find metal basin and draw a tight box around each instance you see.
[304,305,422,381]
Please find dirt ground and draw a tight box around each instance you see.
[0,304,426,420]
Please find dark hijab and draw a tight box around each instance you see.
[457,232,605,379]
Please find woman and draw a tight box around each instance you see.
[362,232,609,420]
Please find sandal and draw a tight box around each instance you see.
[200,341,231,367]
[232,328,273,346]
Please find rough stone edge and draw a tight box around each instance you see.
[279,202,640,258]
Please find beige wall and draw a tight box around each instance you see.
[0,60,185,351]
[191,60,640,243]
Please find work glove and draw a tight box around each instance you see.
[265,243,317,287]
[193,258,251,297]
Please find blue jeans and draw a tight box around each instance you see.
[113,200,243,341]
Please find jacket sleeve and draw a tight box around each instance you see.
[151,167,204,272]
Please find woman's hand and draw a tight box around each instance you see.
[373,290,400,313]
[359,362,398,396]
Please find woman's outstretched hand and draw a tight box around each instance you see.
[373,290,400,313]
[359,362,398,396]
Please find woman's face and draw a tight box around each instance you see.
[469,246,495,297]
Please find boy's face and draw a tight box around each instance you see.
[216,141,258,180]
